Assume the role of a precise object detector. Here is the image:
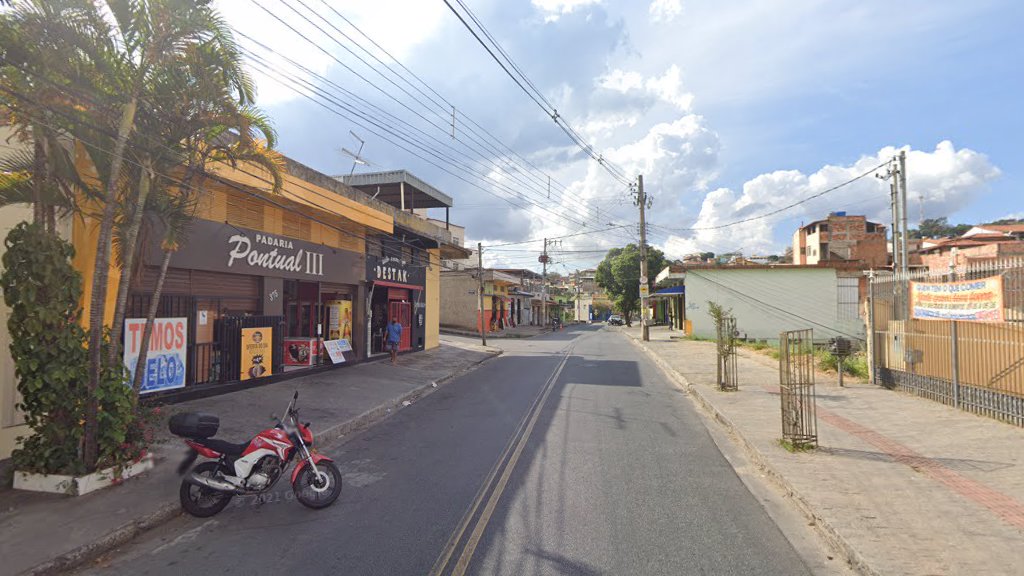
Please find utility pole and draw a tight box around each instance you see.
[637,175,650,342]
[898,150,909,276]
[541,238,548,329]
[477,242,486,346]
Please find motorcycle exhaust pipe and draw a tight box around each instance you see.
[186,472,242,494]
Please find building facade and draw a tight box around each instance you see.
[684,265,866,342]
[792,213,888,267]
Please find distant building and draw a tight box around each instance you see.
[917,224,1024,272]
[792,212,888,268]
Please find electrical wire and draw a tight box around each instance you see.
[247,0,632,239]
[686,270,865,341]
[441,0,633,187]
[650,161,891,234]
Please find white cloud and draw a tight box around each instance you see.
[662,141,1001,257]
[532,0,602,22]
[598,65,694,111]
[649,0,683,23]
[216,0,446,106]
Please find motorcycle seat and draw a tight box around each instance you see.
[197,437,249,456]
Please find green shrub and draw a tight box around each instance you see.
[816,349,870,379]
[1,224,145,474]
[1,223,89,474]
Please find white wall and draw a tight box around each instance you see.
[685,268,865,342]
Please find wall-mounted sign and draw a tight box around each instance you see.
[124,318,187,394]
[911,276,1004,322]
[241,327,273,380]
[145,219,364,283]
[366,254,425,287]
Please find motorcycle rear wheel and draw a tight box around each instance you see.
[292,461,342,509]
[180,461,234,518]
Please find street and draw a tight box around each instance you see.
[79,326,815,575]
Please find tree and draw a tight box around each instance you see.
[911,217,971,239]
[0,0,279,470]
[595,244,667,326]
[699,251,715,261]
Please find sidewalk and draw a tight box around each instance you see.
[440,323,550,339]
[621,325,1024,576]
[0,340,500,576]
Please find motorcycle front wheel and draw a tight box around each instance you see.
[292,460,342,509]
[180,461,234,517]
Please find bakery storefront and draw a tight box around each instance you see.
[367,254,426,356]
[130,218,365,396]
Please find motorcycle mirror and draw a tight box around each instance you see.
[293,390,299,400]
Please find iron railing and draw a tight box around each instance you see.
[869,257,1024,426]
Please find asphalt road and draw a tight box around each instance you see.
[77,325,815,576]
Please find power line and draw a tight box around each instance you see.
[687,270,864,341]
[650,161,891,234]
[441,0,632,187]
[0,84,476,275]
[248,0,631,240]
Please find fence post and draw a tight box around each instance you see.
[949,253,961,408]
[867,271,876,387]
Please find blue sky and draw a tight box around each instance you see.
[220,0,1021,269]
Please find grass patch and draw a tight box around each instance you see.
[778,438,816,452]
[736,339,781,359]
[815,349,870,379]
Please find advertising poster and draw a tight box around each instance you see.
[340,300,353,340]
[123,318,188,394]
[323,339,352,364]
[241,327,273,380]
[327,300,354,340]
[284,337,319,367]
[911,276,1005,322]
[328,301,341,339]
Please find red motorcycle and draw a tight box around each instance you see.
[170,391,342,517]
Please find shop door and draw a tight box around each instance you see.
[389,301,412,351]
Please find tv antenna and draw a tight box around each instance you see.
[341,131,373,176]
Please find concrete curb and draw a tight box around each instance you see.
[21,349,503,576]
[440,328,550,339]
[625,335,881,576]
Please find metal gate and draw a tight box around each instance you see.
[717,315,738,391]
[779,329,817,448]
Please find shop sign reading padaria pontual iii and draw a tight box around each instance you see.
[367,254,425,287]
[148,219,364,283]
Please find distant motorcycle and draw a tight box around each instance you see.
[170,391,342,517]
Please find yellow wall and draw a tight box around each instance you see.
[206,162,393,234]
[425,249,440,349]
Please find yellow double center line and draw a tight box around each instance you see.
[429,344,575,576]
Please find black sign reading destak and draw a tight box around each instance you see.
[148,219,365,284]
[366,254,425,287]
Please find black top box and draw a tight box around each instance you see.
[168,412,220,438]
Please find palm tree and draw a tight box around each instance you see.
[2,0,280,469]
[128,117,283,399]
[105,5,261,373]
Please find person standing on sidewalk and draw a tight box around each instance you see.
[387,317,403,365]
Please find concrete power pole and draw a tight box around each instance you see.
[898,150,909,276]
[638,175,650,342]
[541,238,548,329]
[477,242,486,346]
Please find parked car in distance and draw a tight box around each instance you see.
[607,314,624,326]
